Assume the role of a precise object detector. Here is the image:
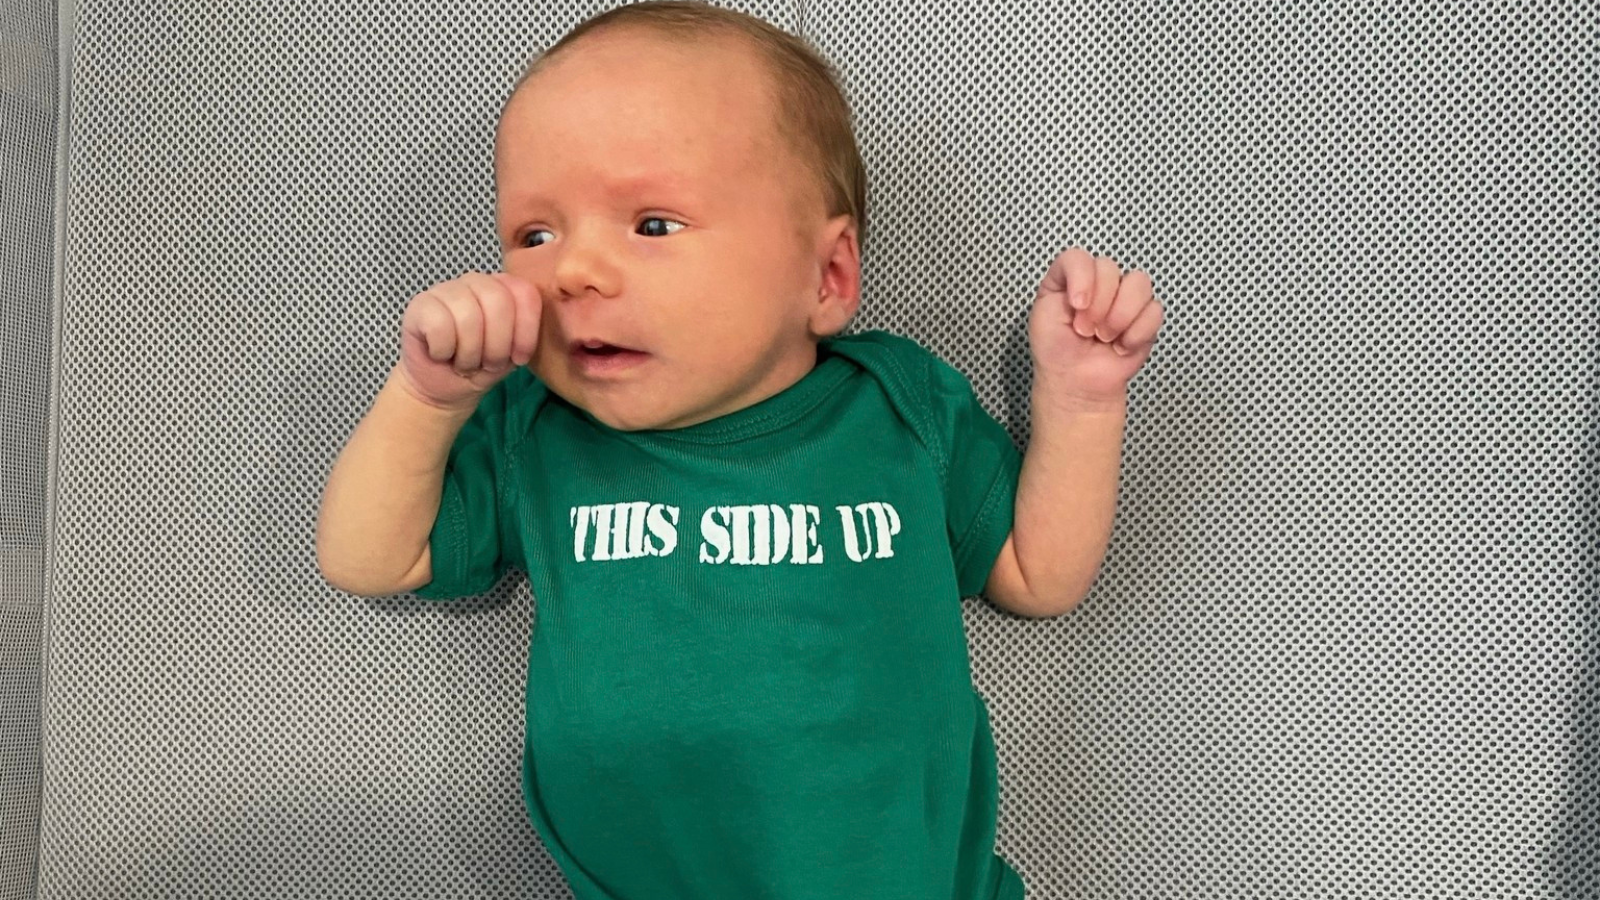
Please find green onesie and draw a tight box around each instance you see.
[418,329,1026,899]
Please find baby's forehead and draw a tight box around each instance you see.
[516,28,785,112]
[493,124,809,206]
[497,91,773,138]
[494,28,822,205]
[498,46,794,152]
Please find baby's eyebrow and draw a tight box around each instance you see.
[495,169,696,218]
[597,168,691,200]
[496,191,552,216]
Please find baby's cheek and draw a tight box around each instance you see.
[530,321,566,378]
[502,256,553,295]
[501,257,531,280]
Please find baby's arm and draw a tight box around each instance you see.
[316,273,540,596]
[984,248,1164,618]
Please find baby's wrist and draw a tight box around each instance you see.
[384,366,482,421]
[1030,377,1128,419]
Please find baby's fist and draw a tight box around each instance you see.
[397,271,540,411]
[1028,247,1164,408]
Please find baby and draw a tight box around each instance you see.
[317,2,1162,898]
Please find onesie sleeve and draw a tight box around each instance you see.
[412,375,525,600]
[924,354,1024,598]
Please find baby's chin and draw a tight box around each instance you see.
[578,403,666,432]
[534,376,677,432]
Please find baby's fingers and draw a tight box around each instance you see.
[1039,246,1098,311]
[403,291,459,363]
[462,272,516,373]
[429,282,485,373]
[1078,256,1121,338]
[1115,297,1165,355]
[1099,270,1155,342]
[494,272,542,366]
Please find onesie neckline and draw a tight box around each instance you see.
[572,340,855,447]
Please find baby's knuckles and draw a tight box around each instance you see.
[1027,298,1137,410]
[396,273,529,412]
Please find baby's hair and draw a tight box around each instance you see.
[504,0,869,244]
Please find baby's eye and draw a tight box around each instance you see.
[522,228,555,248]
[637,217,686,238]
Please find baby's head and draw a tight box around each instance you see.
[493,1,866,431]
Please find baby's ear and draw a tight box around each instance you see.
[809,214,861,337]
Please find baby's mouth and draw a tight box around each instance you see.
[570,338,650,373]
[574,339,638,356]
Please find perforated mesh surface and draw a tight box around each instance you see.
[29,0,1600,898]
[1,0,55,896]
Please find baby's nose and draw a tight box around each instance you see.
[552,236,621,300]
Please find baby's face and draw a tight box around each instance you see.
[495,30,841,431]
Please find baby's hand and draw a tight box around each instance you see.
[397,272,541,411]
[1027,247,1164,410]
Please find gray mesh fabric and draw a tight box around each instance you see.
[827,2,1600,896]
[20,0,1600,898]
[1,0,56,896]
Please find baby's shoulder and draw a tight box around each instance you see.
[824,330,987,469]
[824,329,980,406]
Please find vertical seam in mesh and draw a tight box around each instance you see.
[33,0,75,897]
